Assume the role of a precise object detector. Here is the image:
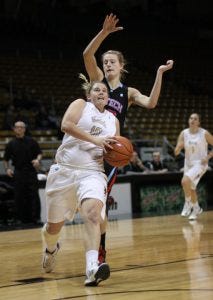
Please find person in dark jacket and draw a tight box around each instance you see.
[3,121,42,224]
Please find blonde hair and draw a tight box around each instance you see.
[79,73,109,98]
[79,73,92,97]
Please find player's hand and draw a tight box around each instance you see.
[102,13,123,35]
[158,60,174,73]
[201,157,208,165]
[94,136,117,152]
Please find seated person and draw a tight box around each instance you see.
[147,151,168,173]
[123,151,148,173]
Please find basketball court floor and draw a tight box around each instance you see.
[0,210,213,300]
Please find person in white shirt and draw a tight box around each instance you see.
[174,113,213,220]
[41,75,119,286]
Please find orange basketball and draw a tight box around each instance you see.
[104,136,133,167]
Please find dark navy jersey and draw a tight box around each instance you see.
[103,78,128,134]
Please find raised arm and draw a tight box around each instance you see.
[83,13,123,81]
[129,60,174,108]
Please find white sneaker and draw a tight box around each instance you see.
[84,262,110,286]
[181,201,192,217]
[189,206,203,220]
[42,243,60,273]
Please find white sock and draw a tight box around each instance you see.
[42,224,60,253]
[193,202,200,209]
[86,250,98,272]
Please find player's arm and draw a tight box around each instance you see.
[115,118,120,136]
[128,60,174,109]
[83,13,123,81]
[202,131,213,164]
[61,99,115,148]
[174,131,184,156]
[205,130,213,147]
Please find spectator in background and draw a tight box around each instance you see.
[123,150,149,174]
[3,121,42,225]
[146,151,168,173]
[35,104,51,129]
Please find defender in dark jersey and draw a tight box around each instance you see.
[83,13,174,265]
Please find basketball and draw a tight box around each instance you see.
[104,136,133,167]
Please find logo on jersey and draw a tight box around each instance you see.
[107,98,123,113]
[90,126,102,136]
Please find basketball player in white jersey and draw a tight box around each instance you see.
[41,77,119,286]
[175,113,213,220]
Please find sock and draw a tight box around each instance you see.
[86,250,98,272]
[100,233,106,250]
[193,202,200,209]
[42,223,60,253]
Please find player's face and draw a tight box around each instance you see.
[89,83,109,111]
[188,114,200,127]
[103,54,123,79]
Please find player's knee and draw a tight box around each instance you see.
[46,222,63,234]
[181,176,190,187]
[86,206,101,225]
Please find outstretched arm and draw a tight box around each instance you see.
[83,13,123,81]
[129,60,174,108]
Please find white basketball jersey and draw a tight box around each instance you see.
[55,102,117,171]
[183,128,207,166]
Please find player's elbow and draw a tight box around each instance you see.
[61,121,69,134]
[146,102,156,109]
[149,103,157,109]
[83,50,89,60]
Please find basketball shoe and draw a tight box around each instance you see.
[181,201,192,217]
[188,206,203,220]
[42,243,60,273]
[84,262,110,286]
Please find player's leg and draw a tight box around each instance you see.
[78,171,110,286]
[42,164,77,272]
[42,221,63,272]
[183,164,207,220]
[188,189,203,220]
[99,163,118,263]
[181,175,193,217]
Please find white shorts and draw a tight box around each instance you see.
[184,163,208,190]
[45,164,107,223]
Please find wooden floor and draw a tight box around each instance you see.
[0,211,213,300]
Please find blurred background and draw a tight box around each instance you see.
[0,0,213,163]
